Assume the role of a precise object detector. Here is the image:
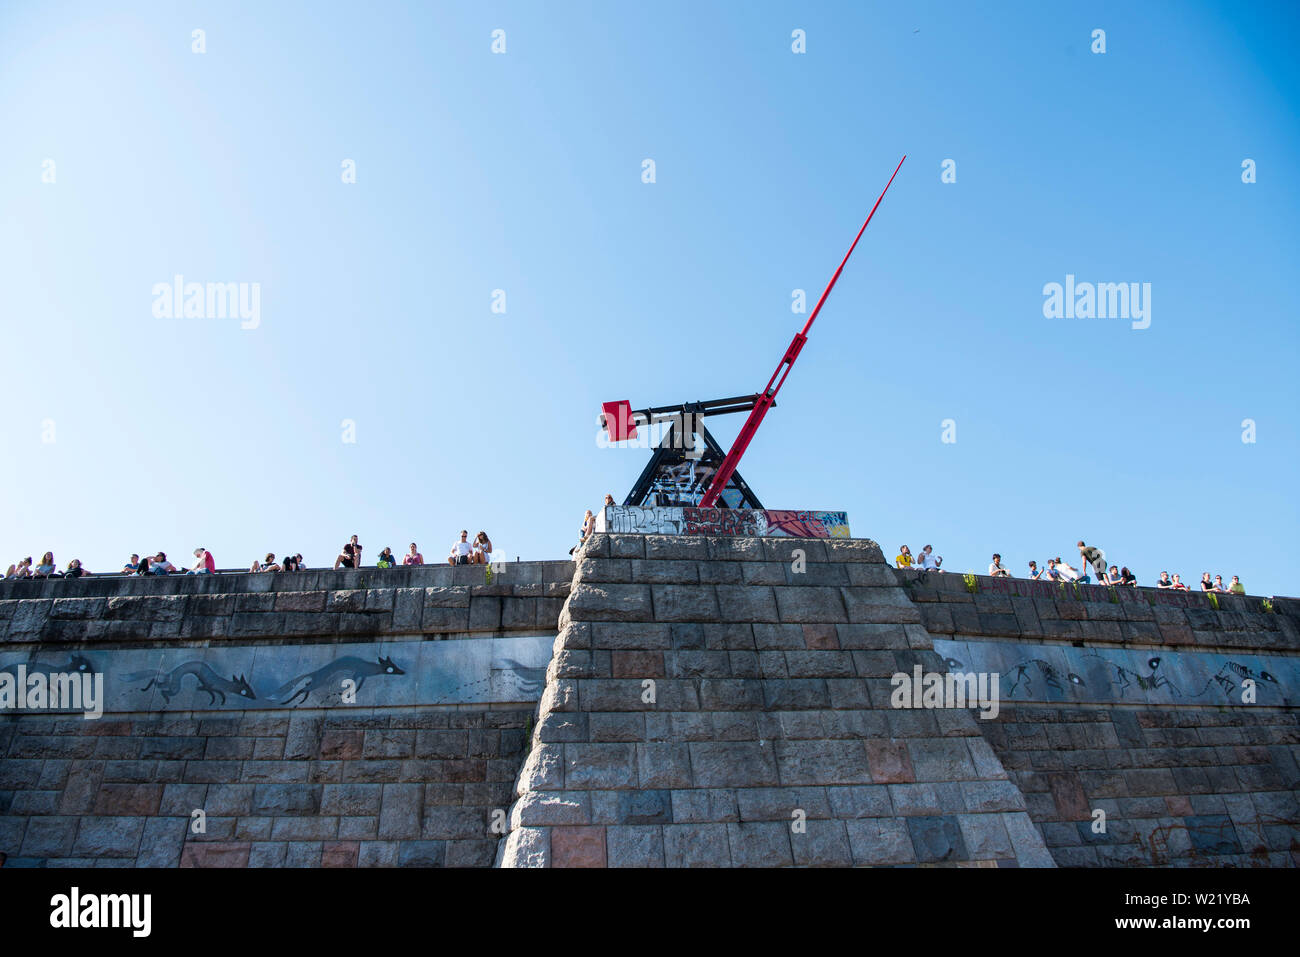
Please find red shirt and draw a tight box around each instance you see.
[203,551,216,572]
[403,552,423,566]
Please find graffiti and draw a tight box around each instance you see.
[1,654,93,680]
[0,634,554,715]
[1085,654,1178,697]
[600,506,850,538]
[123,662,256,706]
[683,508,766,536]
[601,506,687,535]
[934,639,1295,706]
[266,655,404,706]
[1193,661,1280,701]
[1003,658,1085,697]
[644,452,729,508]
[764,510,851,538]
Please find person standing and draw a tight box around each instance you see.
[1077,541,1107,582]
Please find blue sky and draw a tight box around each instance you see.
[2,1,1297,594]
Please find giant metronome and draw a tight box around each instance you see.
[599,156,907,508]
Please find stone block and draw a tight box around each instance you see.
[846,818,914,865]
[551,825,607,867]
[663,823,731,867]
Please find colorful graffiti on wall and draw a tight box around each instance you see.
[597,505,850,538]
[0,634,553,715]
[933,638,1297,707]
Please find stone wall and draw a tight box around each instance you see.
[894,568,1300,867]
[0,707,530,868]
[495,535,1053,868]
[0,562,572,867]
[4,551,1297,867]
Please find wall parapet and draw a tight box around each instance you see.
[0,562,575,646]
[894,568,1300,654]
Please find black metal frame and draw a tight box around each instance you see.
[619,398,766,509]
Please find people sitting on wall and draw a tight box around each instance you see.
[135,556,151,576]
[1104,565,1122,585]
[403,543,423,566]
[1170,573,1188,590]
[64,559,88,579]
[604,493,616,509]
[32,552,60,578]
[449,530,474,565]
[1199,572,1216,592]
[188,547,215,575]
[121,554,141,574]
[1212,574,1228,592]
[1043,559,1061,582]
[1229,575,1246,594]
[987,553,1011,578]
[570,510,596,556]
[254,553,281,573]
[1156,571,1172,588]
[283,554,300,572]
[916,545,938,570]
[1027,560,1041,580]
[151,552,179,575]
[5,557,33,579]
[1078,541,1107,583]
[472,531,492,565]
[895,545,912,569]
[1119,567,1137,586]
[334,542,358,570]
[377,547,396,568]
[294,553,305,570]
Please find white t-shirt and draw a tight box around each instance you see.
[452,541,473,557]
[917,552,938,570]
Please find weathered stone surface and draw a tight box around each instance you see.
[3,544,1293,869]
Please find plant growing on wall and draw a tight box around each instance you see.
[963,572,978,594]
[485,563,493,585]
[1262,598,1274,613]
[1108,586,1119,604]
[1207,592,1219,610]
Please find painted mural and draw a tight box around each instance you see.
[933,638,1297,707]
[0,634,553,715]
[598,505,850,538]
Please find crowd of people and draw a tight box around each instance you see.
[3,531,500,581]
[5,548,219,579]
[3,520,1250,597]
[894,539,1248,595]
